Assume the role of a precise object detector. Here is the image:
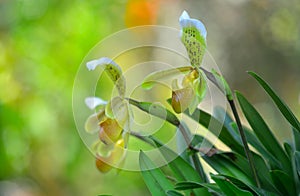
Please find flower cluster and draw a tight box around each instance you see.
[84,58,131,173]
[84,10,211,172]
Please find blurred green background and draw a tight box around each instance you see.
[0,0,299,195]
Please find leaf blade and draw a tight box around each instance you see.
[248,71,300,132]
[139,151,174,196]
[236,91,291,175]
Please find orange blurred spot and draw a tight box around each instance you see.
[125,0,160,28]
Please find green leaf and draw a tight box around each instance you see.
[214,107,281,169]
[139,151,174,196]
[152,138,211,196]
[166,190,184,196]
[142,66,192,90]
[295,151,300,177]
[175,181,204,190]
[284,143,300,195]
[248,71,300,132]
[293,128,300,151]
[211,175,253,196]
[203,153,254,186]
[270,170,296,196]
[236,91,291,175]
[175,181,224,195]
[230,122,281,169]
[217,174,280,196]
[185,107,245,155]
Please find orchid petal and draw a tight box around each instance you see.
[86,57,126,97]
[179,11,207,67]
[105,97,131,132]
[142,66,192,90]
[179,10,190,21]
[85,110,106,134]
[85,113,100,134]
[85,97,107,110]
[86,57,119,71]
[179,10,207,39]
[188,70,207,114]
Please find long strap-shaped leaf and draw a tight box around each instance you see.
[236,92,292,175]
[152,138,211,196]
[139,151,174,196]
[185,108,245,155]
[248,71,300,132]
[211,175,253,196]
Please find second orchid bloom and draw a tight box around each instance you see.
[84,58,131,173]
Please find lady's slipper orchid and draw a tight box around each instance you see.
[142,11,208,114]
[95,138,125,173]
[84,57,132,172]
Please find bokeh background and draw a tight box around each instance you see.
[0,0,299,195]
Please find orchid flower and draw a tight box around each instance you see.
[84,57,132,172]
[142,11,208,114]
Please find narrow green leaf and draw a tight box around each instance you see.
[293,128,300,151]
[230,122,282,169]
[214,107,282,169]
[295,151,300,177]
[166,190,184,196]
[142,66,192,90]
[139,151,174,196]
[175,181,224,195]
[217,175,280,196]
[175,181,204,190]
[185,107,245,155]
[270,170,296,196]
[236,92,291,175]
[248,71,300,132]
[203,153,254,186]
[211,175,253,196]
[152,138,211,196]
[284,143,300,195]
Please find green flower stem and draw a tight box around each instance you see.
[229,99,261,188]
[127,98,207,181]
[200,67,261,188]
